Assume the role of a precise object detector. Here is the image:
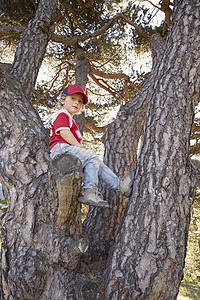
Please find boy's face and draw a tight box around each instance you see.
[61,93,83,116]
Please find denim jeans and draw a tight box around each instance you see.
[50,143,119,190]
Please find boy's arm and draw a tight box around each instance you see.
[60,129,83,148]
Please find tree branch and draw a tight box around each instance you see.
[9,0,58,99]
[33,62,67,104]
[0,62,11,72]
[141,0,160,10]
[53,13,149,44]
[89,73,122,100]
[0,13,149,46]
[0,25,24,37]
[90,67,139,90]
[85,122,107,134]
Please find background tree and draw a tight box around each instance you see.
[0,0,162,144]
[103,1,200,298]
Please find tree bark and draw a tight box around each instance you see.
[0,0,199,299]
[83,33,165,262]
[103,0,200,298]
[0,1,92,298]
[0,70,89,299]
[74,45,90,134]
[75,45,90,90]
[9,0,58,99]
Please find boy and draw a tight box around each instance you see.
[49,85,134,208]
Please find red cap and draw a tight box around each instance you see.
[61,85,88,104]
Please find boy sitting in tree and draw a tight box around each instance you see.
[49,85,134,208]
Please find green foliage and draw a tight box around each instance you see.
[177,194,200,299]
[183,198,200,281]
[0,198,7,214]
[178,278,200,300]
[1,1,166,137]
[0,0,38,26]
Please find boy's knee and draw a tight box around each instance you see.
[90,153,100,164]
[86,151,100,165]
[83,149,99,160]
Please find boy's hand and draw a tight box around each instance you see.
[60,129,83,147]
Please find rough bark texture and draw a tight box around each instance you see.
[83,33,165,263]
[0,0,199,299]
[75,46,90,90]
[0,1,96,298]
[103,1,200,298]
[9,0,58,99]
[0,70,91,299]
[74,46,90,134]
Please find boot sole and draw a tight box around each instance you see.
[78,197,109,208]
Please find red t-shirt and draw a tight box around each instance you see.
[49,109,82,151]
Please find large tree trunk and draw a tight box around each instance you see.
[103,0,200,298]
[0,1,91,299]
[0,68,89,300]
[83,33,165,262]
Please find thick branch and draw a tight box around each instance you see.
[104,1,199,297]
[0,13,149,46]
[9,0,58,99]
[73,46,90,134]
[83,33,165,263]
[0,25,24,37]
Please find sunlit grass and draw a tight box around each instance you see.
[0,198,7,214]
[178,278,200,300]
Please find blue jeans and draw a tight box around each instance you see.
[50,143,119,190]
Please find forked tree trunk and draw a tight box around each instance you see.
[0,68,89,300]
[83,33,165,262]
[103,0,200,298]
[0,1,91,299]
[0,0,199,299]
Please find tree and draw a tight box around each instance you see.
[0,0,154,143]
[102,1,200,298]
[0,0,199,299]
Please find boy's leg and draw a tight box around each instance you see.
[50,143,65,159]
[50,143,100,189]
[50,143,109,208]
[98,161,119,189]
[65,146,110,207]
[63,146,101,189]
[98,161,135,198]
[50,144,134,201]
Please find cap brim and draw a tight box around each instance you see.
[82,93,88,105]
[67,90,88,104]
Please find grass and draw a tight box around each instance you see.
[177,278,200,300]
